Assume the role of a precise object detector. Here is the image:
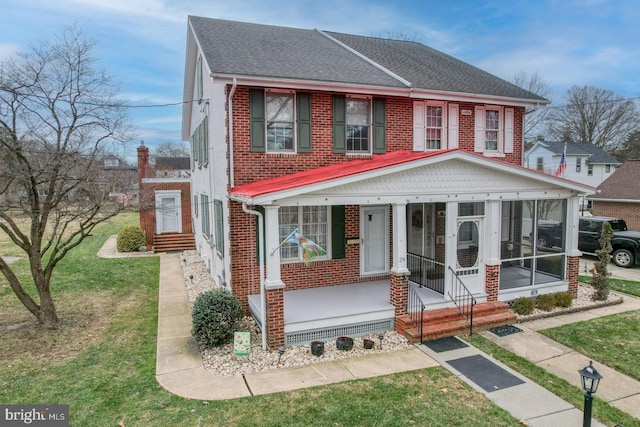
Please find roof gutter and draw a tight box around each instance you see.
[242,203,267,351]
[210,74,547,108]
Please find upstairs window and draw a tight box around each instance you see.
[485,109,500,151]
[250,89,311,153]
[588,163,593,176]
[536,157,544,171]
[346,97,371,153]
[426,104,444,149]
[605,164,611,173]
[196,55,203,101]
[266,91,294,152]
[576,157,582,173]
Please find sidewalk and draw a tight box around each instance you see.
[153,252,640,425]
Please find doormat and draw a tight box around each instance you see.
[448,354,525,393]
[422,336,469,353]
[488,325,523,337]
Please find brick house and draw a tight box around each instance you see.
[590,160,640,230]
[182,16,594,349]
[137,144,195,252]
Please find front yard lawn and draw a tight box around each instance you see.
[0,213,519,426]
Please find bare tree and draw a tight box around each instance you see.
[154,140,189,158]
[548,85,640,151]
[0,26,131,328]
[511,71,553,147]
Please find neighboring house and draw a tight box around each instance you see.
[155,157,191,179]
[137,144,195,252]
[99,155,138,201]
[590,160,640,231]
[524,140,620,210]
[182,16,594,349]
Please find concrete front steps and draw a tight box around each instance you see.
[153,233,196,253]
[397,301,516,343]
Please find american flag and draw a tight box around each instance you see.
[556,143,567,177]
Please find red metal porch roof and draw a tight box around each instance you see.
[229,149,457,199]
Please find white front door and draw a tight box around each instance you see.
[155,190,182,234]
[361,206,389,275]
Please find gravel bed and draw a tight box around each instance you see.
[179,250,623,376]
[179,250,410,376]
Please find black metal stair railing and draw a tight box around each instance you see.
[447,267,477,336]
[407,253,445,295]
[407,282,425,344]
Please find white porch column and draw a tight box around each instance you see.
[485,200,502,266]
[264,205,285,290]
[566,196,581,257]
[445,201,458,287]
[390,202,410,275]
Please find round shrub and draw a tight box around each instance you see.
[191,289,243,348]
[535,294,556,311]
[511,297,534,315]
[553,292,573,308]
[116,225,146,252]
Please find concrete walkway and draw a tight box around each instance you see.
[152,253,640,425]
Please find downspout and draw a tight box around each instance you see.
[242,202,266,350]
[228,77,237,188]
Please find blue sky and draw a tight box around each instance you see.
[2,0,639,161]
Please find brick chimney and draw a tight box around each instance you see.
[137,142,149,181]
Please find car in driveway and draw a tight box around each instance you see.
[537,216,640,268]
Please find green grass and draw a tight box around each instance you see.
[540,311,640,381]
[467,335,640,427]
[579,275,640,298]
[1,213,521,426]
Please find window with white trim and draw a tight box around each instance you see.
[266,91,294,152]
[536,157,544,171]
[576,157,582,172]
[474,105,513,155]
[279,206,330,263]
[346,97,371,153]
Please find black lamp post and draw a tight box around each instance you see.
[578,360,603,427]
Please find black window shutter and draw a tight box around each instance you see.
[332,95,346,153]
[331,205,346,259]
[249,89,265,152]
[373,97,386,153]
[297,93,312,153]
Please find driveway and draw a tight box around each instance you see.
[580,254,640,282]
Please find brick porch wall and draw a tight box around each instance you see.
[485,264,500,301]
[567,255,579,297]
[390,273,408,318]
[265,287,284,349]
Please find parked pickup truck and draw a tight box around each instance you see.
[536,216,640,268]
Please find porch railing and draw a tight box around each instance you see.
[407,283,425,344]
[407,253,445,295]
[447,267,477,336]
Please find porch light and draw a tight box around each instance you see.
[579,360,602,427]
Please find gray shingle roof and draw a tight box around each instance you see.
[188,16,547,101]
[592,160,640,201]
[326,32,545,100]
[538,141,620,164]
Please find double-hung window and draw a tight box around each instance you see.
[536,157,544,171]
[266,91,295,152]
[576,158,582,173]
[346,97,371,153]
[279,206,329,263]
[484,108,500,151]
[426,104,444,149]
